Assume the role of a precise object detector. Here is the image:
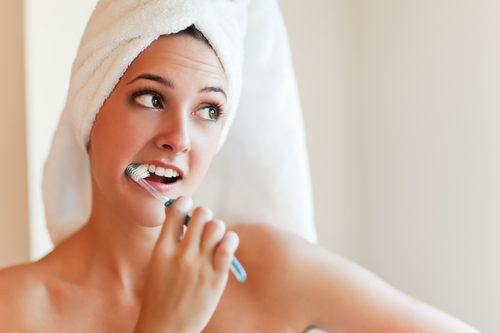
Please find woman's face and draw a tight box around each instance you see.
[88,34,227,226]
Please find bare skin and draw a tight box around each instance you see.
[0,34,479,333]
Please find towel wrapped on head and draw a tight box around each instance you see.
[43,0,316,245]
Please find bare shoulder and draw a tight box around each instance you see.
[227,222,317,276]
[226,223,479,333]
[0,261,52,330]
[228,222,365,290]
[0,261,49,301]
[228,221,312,251]
[226,222,344,296]
[225,223,319,328]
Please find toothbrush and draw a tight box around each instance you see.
[125,163,247,283]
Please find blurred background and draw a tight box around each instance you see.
[0,0,499,331]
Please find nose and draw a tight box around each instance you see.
[154,111,191,154]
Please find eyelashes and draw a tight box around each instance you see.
[130,87,225,122]
[132,89,163,109]
[199,101,225,121]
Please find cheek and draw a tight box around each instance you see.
[89,108,147,187]
[92,108,148,156]
[189,127,221,177]
[194,148,216,172]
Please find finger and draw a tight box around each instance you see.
[182,206,213,252]
[213,231,239,274]
[200,219,226,256]
[158,196,193,245]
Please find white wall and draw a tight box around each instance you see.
[353,1,500,331]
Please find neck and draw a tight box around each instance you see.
[89,210,160,287]
[48,204,163,299]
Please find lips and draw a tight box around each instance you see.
[130,162,184,193]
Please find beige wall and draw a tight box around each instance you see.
[352,2,500,331]
[0,0,30,268]
[278,0,359,260]
[281,0,498,331]
[25,0,100,259]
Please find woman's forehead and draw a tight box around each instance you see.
[122,34,227,88]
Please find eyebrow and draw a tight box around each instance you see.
[127,73,227,100]
[200,86,227,101]
[127,74,174,87]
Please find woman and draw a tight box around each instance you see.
[0,0,479,332]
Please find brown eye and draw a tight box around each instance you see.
[135,94,162,109]
[152,96,160,108]
[194,107,219,121]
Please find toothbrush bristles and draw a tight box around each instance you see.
[126,164,150,181]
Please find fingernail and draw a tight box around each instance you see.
[226,232,240,252]
[214,219,226,230]
[171,196,193,212]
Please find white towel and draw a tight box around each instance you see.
[43,0,316,245]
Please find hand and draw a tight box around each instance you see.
[134,196,239,333]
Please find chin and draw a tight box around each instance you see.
[119,197,166,228]
[136,219,164,228]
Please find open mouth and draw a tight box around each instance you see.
[141,163,181,184]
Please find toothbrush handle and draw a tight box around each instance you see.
[165,203,246,282]
[183,214,191,226]
[230,256,247,282]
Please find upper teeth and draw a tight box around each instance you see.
[145,164,179,178]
